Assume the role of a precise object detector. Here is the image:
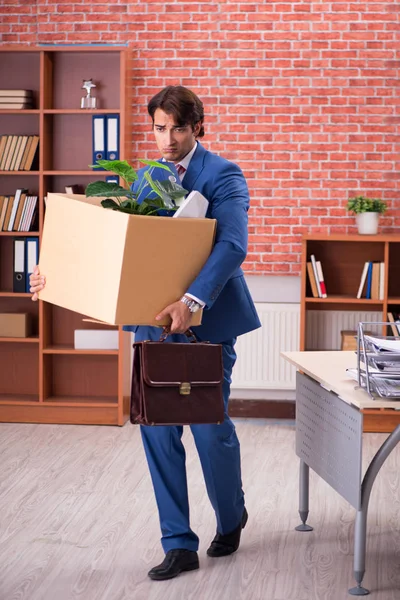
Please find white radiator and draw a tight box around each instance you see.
[231,303,300,391]
[231,305,383,393]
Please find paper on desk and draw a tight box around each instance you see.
[347,367,400,400]
[346,366,381,381]
[173,190,209,218]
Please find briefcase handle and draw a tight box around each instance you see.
[159,328,198,343]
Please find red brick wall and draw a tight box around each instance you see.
[1,0,399,274]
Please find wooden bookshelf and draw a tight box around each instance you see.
[0,45,132,425]
[301,234,400,433]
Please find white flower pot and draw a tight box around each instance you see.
[356,212,379,235]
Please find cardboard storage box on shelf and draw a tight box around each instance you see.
[0,313,31,338]
[38,193,216,326]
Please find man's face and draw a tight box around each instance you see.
[153,108,201,163]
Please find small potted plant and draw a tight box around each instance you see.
[346,195,387,235]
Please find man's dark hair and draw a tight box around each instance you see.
[148,85,205,138]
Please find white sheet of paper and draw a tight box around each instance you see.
[364,335,400,353]
[173,190,209,218]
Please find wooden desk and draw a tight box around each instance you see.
[282,350,400,597]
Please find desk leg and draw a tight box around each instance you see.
[295,459,313,532]
[349,424,400,597]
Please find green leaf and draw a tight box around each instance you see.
[139,159,173,172]
[138,202,158,216]
[153,179,188,201]
[143,170,175,208]
[141,196,178,213]
[86,181,128,198]
[143,172,187,208]
[141,196,165,209]
[88,160,138,184]
[346,195,386,214]
[101,198,120,209]
[120,199,133,209]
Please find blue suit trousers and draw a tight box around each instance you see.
[136,327,245,553]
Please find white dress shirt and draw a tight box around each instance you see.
[175,142,197,181]
[171,143,205,308]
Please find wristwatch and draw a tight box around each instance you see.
[180,295,201,313]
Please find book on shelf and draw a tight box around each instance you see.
[0,89,33,109]
[0,89,33,98]
[0,103,33,110]
[365,262,373,299]
[315,261,327,298]
[371,262,380,300]
[0,135,39,171]
[0,196,8,230]
[379,262,385,300]
[387,313,399,338]
[306,261,319,298]
[357,262,385,300]
[310,254,322,297]
[0,192,38,232]
[357,261,370,299]
[20,195,38,232]
[7,188,28,231]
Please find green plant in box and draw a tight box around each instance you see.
[86,159,188,216]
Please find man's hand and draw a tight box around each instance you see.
[29,266,46,301]
[156,300,193,334]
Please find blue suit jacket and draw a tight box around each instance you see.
[123,143,261,343]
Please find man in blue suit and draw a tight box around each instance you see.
[124,86,261,580]
[29,85,261,581]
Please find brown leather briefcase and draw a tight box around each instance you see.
[130,330,224,426]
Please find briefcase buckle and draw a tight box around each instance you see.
[180,382,191,396]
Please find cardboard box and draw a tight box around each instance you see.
[340,329,373,351]
[38,193,216,326]
[74,329,119,350]
[0,313,31,337]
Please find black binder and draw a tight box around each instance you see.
[13,237,26,293]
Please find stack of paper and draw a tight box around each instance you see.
[358,335,400,398]
[364,335,400,353]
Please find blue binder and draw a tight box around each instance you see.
[106,114,119,161]
[13,237,26,293]
[92,115,106,169]
[25,236,39,293]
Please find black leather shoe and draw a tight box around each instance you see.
[207,508,248,557]
[148,549,199,581]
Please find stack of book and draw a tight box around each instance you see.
[356,262,384,300]
[306,254,328,298]
[0,189,38,232]
[0,135,39,171]
[0,89,34,110]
